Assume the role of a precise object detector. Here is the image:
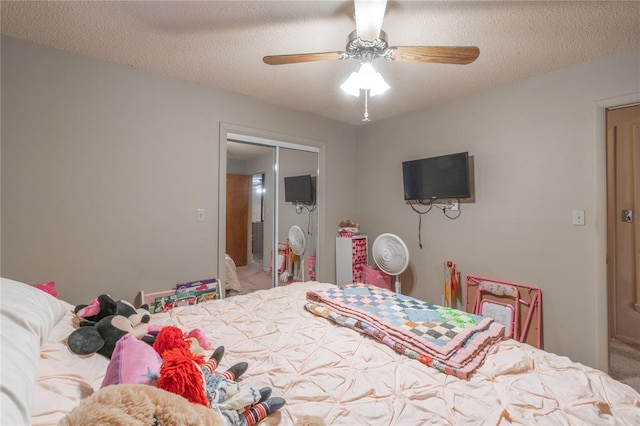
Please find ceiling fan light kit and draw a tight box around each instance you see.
[262,0,479,122]
[340,62,390,97]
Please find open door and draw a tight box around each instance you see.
[226,173,250,266]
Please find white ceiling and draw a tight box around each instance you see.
[1,1,639,126]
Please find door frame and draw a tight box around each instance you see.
[594,92,640,372]
[606,104,640,345]
[217,123,324,297]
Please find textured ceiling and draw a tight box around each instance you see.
[2,1,639,126]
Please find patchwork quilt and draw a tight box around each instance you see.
[306,283,505,378]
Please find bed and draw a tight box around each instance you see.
[225,253,242,293]
[2,277,640,425]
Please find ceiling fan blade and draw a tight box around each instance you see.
[263,51,345,65]
[354,0,387,41]
[390,46,480,65]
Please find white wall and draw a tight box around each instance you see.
[1,36,358,305]
[356,47,640,369]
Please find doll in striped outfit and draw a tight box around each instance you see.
[155,326,285,426]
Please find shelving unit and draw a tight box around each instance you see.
[335,235,368,286]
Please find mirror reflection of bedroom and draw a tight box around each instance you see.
[225,140,319,296]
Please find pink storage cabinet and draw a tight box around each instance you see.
[335,235,368,286]
[363,264,392,290]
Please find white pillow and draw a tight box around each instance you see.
[1,277,69,425]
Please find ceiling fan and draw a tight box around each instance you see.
[263,0,479,120]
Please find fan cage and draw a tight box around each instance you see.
[372,233,409,276]
[288,225,306,255]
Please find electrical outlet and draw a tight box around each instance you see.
[450,201,459,211]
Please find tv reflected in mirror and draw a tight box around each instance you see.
[284,174,314,204]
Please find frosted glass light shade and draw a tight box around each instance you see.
[368,72,390,96]
[340,62,390,97]
[340,72,361,97]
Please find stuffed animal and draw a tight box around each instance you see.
[67,304,153,359]
[59,384,225,426]
[74,294,144,326]
[296,416,327,426]
[339,219,359,228]
[153,326,285,426]
[34,281,57,297]
[59,384,322,426]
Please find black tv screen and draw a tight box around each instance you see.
[284,174,314,204]
[402,152,471,200]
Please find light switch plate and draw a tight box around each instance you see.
[572,210,585,226]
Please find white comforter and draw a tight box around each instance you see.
[32,282,640,425]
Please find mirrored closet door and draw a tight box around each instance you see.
[223,136,319,296]
[277,148,319,285]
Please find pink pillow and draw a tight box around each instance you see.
[34,281,57,297]
[101,335,162,388]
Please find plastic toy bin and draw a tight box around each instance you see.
[363,264,392,290]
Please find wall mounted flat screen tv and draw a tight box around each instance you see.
[402,152,471,200]
[284,174,314,204]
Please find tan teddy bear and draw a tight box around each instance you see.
[59,384,225,426]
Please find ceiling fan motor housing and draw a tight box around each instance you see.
[345,30,394,62]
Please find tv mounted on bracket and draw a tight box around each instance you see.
[402,152,471,200]
[284,174,314,204]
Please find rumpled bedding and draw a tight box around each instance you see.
[306,283,504,378]
[32,281,640,425]
[225,253,242,292]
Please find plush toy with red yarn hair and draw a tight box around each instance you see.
[153,326,190,352]
[153,326,285,426]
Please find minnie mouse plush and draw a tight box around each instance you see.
[67,294,153,358]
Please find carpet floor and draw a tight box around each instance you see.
[233,260,275,296]
[609,338,640,393]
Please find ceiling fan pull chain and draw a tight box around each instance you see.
[362,89,370,122]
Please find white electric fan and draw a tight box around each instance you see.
[372,233,409,294]
[288,225,307,281]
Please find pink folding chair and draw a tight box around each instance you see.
[465,275,543,349]
[472,281,520,340]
